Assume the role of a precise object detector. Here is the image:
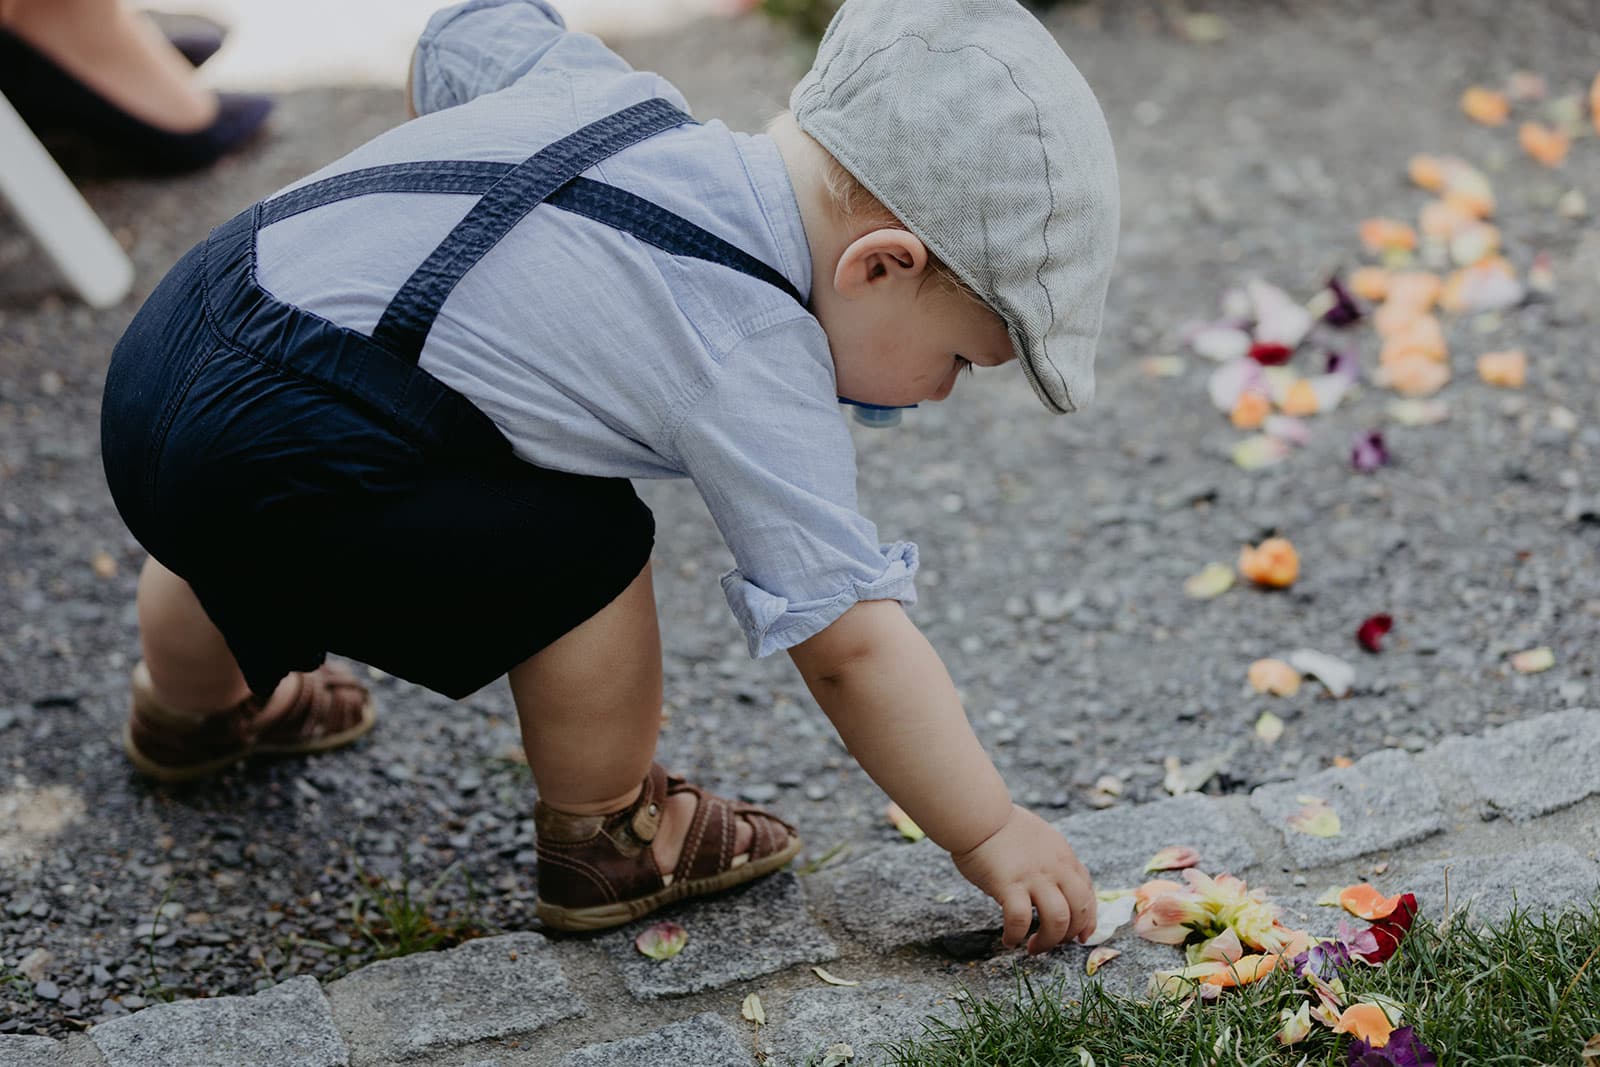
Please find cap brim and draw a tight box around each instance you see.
[1011,322,1095,415]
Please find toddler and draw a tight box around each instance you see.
[101,0,1119,952]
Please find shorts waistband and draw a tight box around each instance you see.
[201,205,509,457]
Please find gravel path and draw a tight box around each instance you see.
[3,0,1597,1038]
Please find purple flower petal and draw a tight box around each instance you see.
[1346,1027,1438,1067]
[1326,348,1362,382]
[1322,274,1365,328]
[1351,430,1390,473]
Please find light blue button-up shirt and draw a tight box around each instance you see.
[255,0,917,657]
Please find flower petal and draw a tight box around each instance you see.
[1248,341,1295,366]
[1202,953,1280,987]
[1144,846,1202,873]
[741,992,766,1025]
[1334,1003,1395,1047]
[1461,86,1510,125]
[1510,646,1555,674]
[1387,398,1450,426]
[1264,415,1311,446]
[1477,349,1528,388]
[635,921,689,960]
[1085,946,1121,976]
[1291,648,1355,697]
[1255,711,1286,743]
[1208,358,1264,412]
[1184,562,1235,600]
[1355,614,1394,653]
[811,965,861,986]
[1191,325,1253,362]
[1519,121,1571,167]
[1287,796,1342,838]
[1240,538,1300,588]
[886,802,925,842]
[1248,659,1303,697]
[1340,884,1405,921]
[1248,279,1314,347]
[1355,894,1418,964]
[1276,1003,1313,1046]
[1233,435,1291,471]
[1084,894,1136,946]
[1351,430,1390,473]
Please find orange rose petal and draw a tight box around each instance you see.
[1374,302,1423,340]
[1519,121,1571,167]
[1478,349,1528,388]
[1349,266,1391,302]
[1380,356,1452,398]
[1420,199,1473,240]
[1407,154,1446,192]
[1230,391,1272,430]
[1239,538,1300,588]
[1591,72,1600,137]
[1339,883,1404,920]
[1386,271,1444,311]
[1461,86,1510,125]
[1248,658,1303,697]
[1280,379,1320,417]
[1379,314,1448,365]
[1202,953,1280,988]
[1360,218,1418,254]
[1334,1003,1395,1047]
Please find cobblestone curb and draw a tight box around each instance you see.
[7,708,1596,1066]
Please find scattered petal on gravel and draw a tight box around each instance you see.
[1191,325,1253,362]
[1085,895,1136,946]
[1350,266,1392,301]
[634,921,689,960]
[1287,796,1342,837]
[1351,430,1390,473]
[1231,391,1272,430]
[1249,659,1303,697]
[1240,538,1300,588]
[1183,562,1235,599]
[1477,349,1527,388]
[1290,649,1356,697]
[1376,356,1450,398]
[1360,218,1418,254]
[1460,85,1510,125]
[1264,415,1311,446]
[1248,279,1314,348]
[1509,646,1555,673]
[1518,121,1570,167]
[1387,398,1451,425]
[886,802,925,842]
[1357,614,1394,653]
[1233,434,1291,471]
[1255,711,1286,743]
[811,965,860,986]
[1145,846,1201,872]
[1209,358,1263,412]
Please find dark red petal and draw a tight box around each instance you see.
[1248,341,1294,365]
[1356,894,1418,964]
[1357,614,1395,653]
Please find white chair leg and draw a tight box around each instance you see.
[0,90,135,308]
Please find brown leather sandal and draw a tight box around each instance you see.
[534,762,802,932]
[123,659,377,782]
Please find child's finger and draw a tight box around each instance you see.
[1025,883,1073,955]
[1064,879,1098,943]
[999,888,1033,948]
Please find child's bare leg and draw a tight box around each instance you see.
[508,561,752,875]
[137,556,295,714]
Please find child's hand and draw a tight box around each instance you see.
[950,805,1097,955]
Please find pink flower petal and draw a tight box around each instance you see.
[634,921,689,960]
[1209,358,1263,412]
[1144,846,1202,873]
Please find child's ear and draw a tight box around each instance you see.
[833,228,929,298]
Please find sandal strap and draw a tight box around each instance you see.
[667,776,798,884]
[245,663,369,746]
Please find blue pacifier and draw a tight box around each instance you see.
[838,397,916,428]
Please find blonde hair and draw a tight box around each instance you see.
[768,111,978,303]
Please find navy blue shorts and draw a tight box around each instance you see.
[101,207,655,699]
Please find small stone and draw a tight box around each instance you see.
[383,764,413,783]
[739,783,779,803]
[454,769,483,794]
[17,948,51,982]
[33,981,59,1001]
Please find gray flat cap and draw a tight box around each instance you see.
[791,0,1119,413]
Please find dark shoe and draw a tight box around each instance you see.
[0,28,272,174]
[145,11,229,69]
[534,763,802,931]
[124,660,377,782]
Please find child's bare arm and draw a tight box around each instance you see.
[789,600,1097,953]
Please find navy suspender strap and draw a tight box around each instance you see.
[371,98,691,362]
[260,169,803,306]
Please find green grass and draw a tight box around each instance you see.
[883,904,1600,1066]
[347,858,494,962]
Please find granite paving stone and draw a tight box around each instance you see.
[762,979,961,1067]
[995,934,1187,1003]
[1053,793,1260,886]
[1423,709,1600,822]
[90,976,347,1067]
[606,873,837,998]
[820,840,996,953]
[325,932,580,1061]
[558,1013,754,1067]
[0,1036,68,1067]
[1249,749,1446,867]
[1389,843,1600,925]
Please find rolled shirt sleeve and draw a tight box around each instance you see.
[411,0,632,115]
[671,319,919,658]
